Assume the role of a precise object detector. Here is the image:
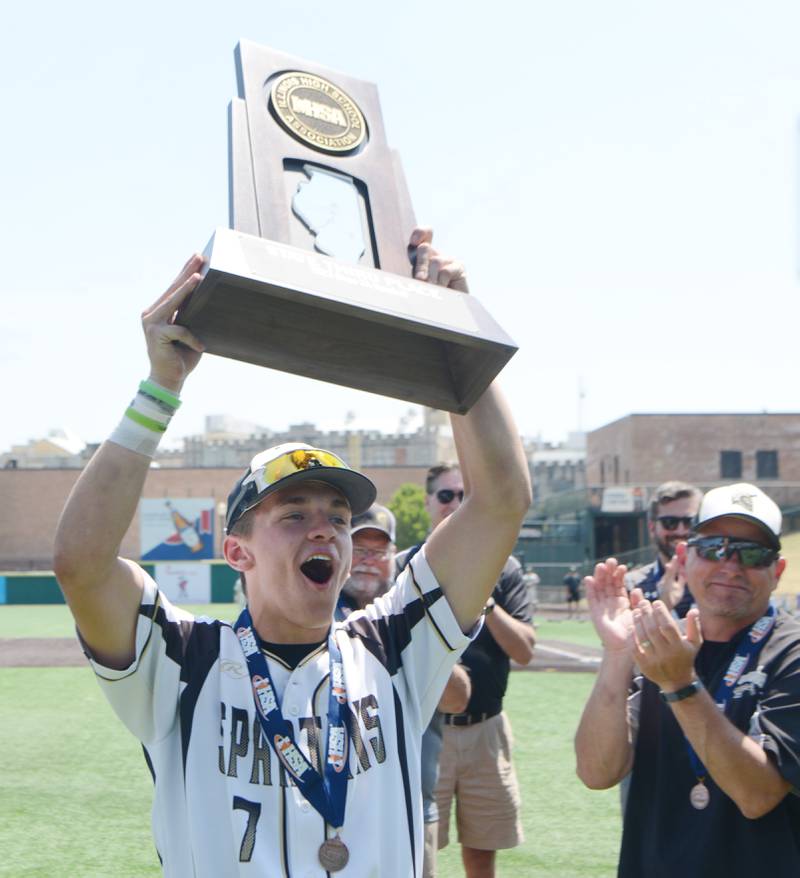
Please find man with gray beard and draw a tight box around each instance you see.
[336,504,398,616]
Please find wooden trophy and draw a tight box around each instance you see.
[176,41,517,413]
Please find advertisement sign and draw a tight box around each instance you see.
[154,563,211,604]
[140,498,215,561]
[601,487,636,513]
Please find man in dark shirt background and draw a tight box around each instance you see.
[399,463,535,878]
[564,565,581,618]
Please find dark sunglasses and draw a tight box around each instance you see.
[657,516,695,531]
[687,536,778,569]
[435,488,464,504]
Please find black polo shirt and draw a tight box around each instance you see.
[460,556,531,717]
[395,548,532,717]
[620,611,800,877]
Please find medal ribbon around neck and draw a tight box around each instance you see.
[234,608,350,830]
[683,604,776,787]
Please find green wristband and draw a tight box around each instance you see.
[125,407,168,433]
[139,379,181,411]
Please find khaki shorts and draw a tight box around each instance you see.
[434,711,523,851]
[422,821,437,878]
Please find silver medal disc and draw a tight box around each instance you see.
[689,782,710,810]
[319,837,349,872]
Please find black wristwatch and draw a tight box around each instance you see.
[660,679,704,703]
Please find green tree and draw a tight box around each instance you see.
[388,483,430,550]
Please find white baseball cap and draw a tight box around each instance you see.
[695,483,781,550]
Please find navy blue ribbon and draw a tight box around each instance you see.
[234,608,349,829]
[684,604,776,781]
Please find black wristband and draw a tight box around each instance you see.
[660,679,704,703]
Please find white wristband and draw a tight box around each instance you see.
[107,381,180,459]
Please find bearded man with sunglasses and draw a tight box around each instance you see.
[625,480,702,617]
[575,483,800,877]
[396,462,535,878]
[53,230,532,878]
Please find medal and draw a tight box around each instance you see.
[235,608,351,853]
[319,836,349,872]
[678,606,775,816]
[689,781,710,810]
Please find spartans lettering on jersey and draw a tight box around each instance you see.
[218,694,386,786]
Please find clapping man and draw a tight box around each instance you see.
[576,484,800,877]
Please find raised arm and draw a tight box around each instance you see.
[53,255,205,668]
[411,229,532,631]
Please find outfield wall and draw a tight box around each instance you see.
[0,561,239,604]
[0,465,428,570]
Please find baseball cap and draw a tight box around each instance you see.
[351,504,397,542]
[225,443,376,532]
[695,482,781,550]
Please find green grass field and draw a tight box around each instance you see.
[0,604,604,652]
[0,603,243,639]
[2,530,795,875]
[0,669,618,877]
[534,619,601,649]
[0,601,620,877]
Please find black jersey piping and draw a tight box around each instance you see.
[281,785,291,877]
[342,599,423,676]
[392,685,417,874]
[142,744,156,783]
[406,562,454,651]
[177,618,223,776]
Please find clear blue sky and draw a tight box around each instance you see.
[2,0,800,452]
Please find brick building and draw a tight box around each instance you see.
[514,414,800,586]
[0,465,427,571]
[587,413,800,504]
[0,411,455,571]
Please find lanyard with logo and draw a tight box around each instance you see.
[234,608,351,871]
[683,604,775,810]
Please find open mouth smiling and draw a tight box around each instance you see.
[300,554,334,585]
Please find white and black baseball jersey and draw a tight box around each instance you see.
[87,549,474,877]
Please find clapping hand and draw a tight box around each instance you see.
[632,599,702,691]
[656,555,688,610]
[584,559,637,653]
